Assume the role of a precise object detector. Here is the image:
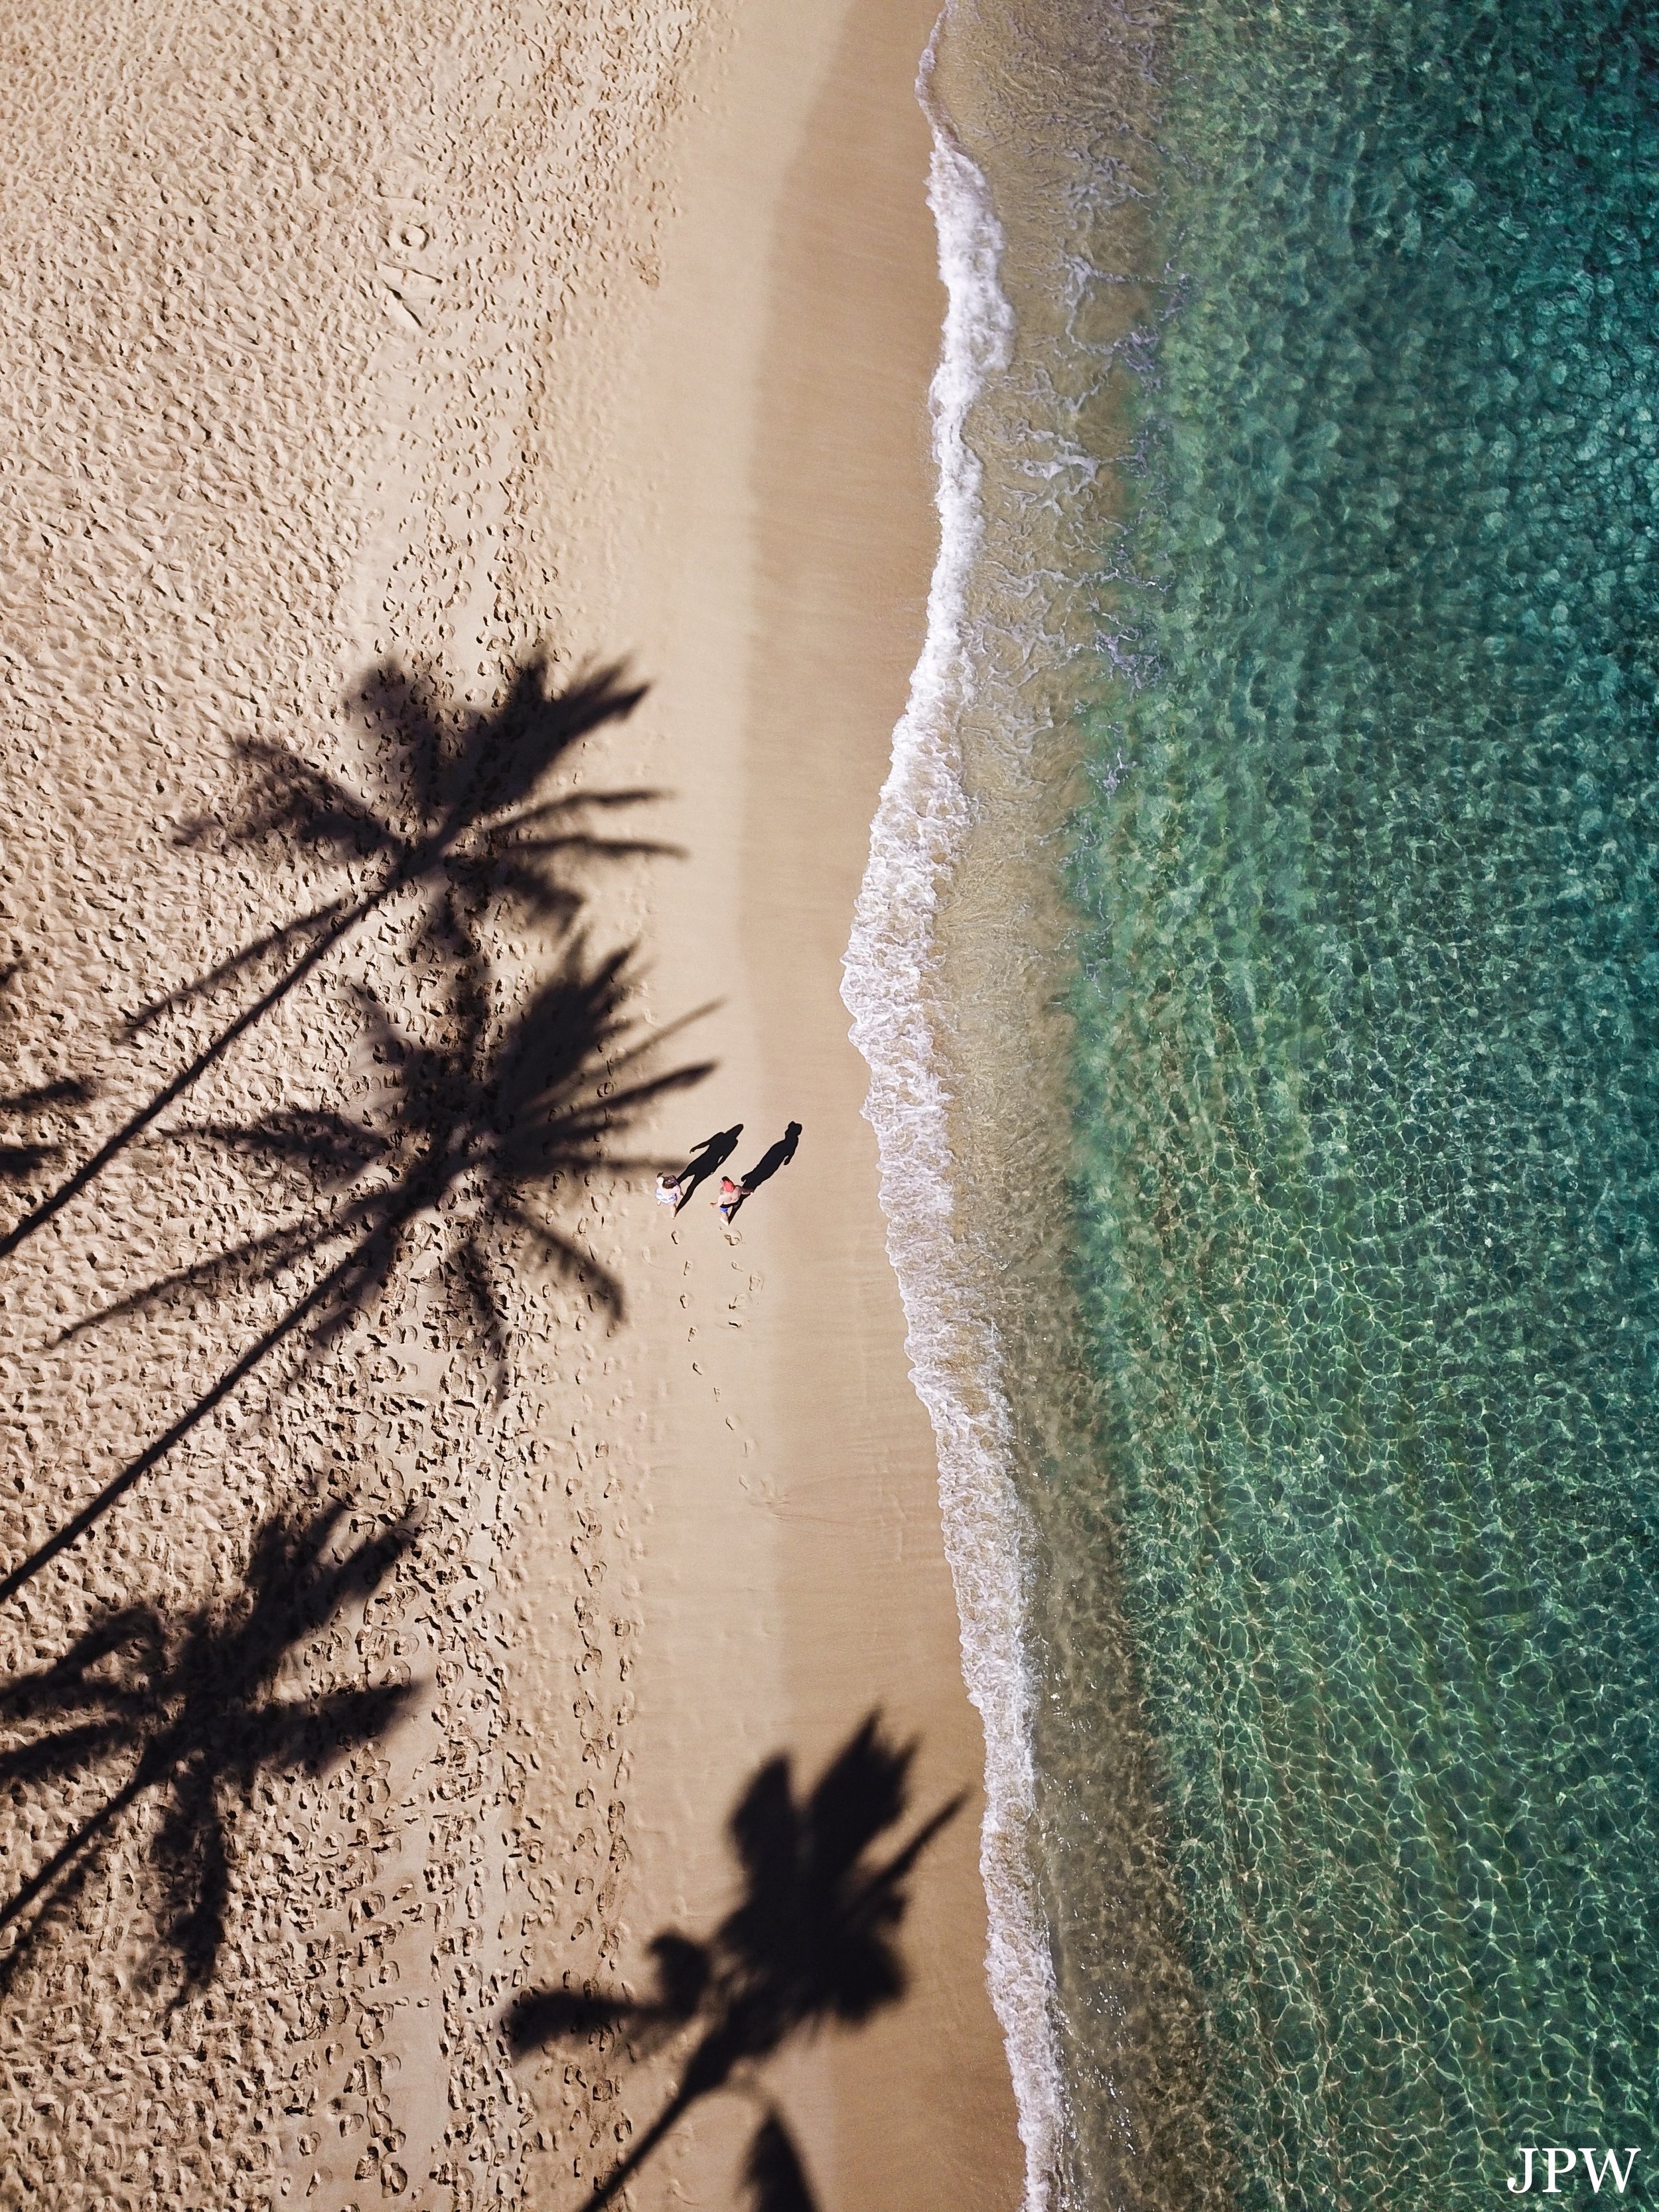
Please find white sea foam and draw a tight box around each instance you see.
[840,25,1066,2212]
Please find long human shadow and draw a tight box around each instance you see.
[0,922,712,1607]
[504,1712,962,2212]
[723,1121,802,1221]
[668,1124,744,1212]
[0,1500,415,1999]
[0,652,674,1262]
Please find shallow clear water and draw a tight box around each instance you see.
[1065,2,1659,2203]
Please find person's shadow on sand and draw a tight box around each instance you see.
[669,1124,743,1212]
[722,1122,801,1220]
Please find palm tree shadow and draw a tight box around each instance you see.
[72,917,713,1351]
[744,2111,819,2212]
[505,1713,964,2212]
[0,925,713,1608]
[0,651,678,1262]
[0,1500,417,2001]
[151,653,676,1022]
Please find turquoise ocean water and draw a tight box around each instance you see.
[850,5,1659,2208]
[1065,1,1659,2202]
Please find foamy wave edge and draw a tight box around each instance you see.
[839,29,1066,2212]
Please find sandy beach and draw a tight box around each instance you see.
[0,3,1021,2209]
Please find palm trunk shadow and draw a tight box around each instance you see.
[0,894,372,1263]
[0,1829,103,2004]
[0,1242,361,1606]
[0,1765,146,1946]
[588,2081,703,2210]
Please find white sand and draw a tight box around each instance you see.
[0,3,1021,2208]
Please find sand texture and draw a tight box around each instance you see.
[0,3,1021,2209]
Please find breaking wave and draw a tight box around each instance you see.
[839,30,1064,2212]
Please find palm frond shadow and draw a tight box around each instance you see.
[506,1714,964,2212]
[0,926,712,1607]
[0,1500,416,2000]
[153,654,676,1016]
[0,652,673,1261]
[0,1073,98,1179]
[745,2110,819,2212]
[0,960,99,1180]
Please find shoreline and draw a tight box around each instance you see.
[594,4,1027,2206]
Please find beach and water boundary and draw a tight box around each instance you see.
[2,0,1656,2205]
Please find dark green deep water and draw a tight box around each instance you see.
[1068,3,1659,2201]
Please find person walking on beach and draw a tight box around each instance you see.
[656,1124,743,1213]
[713,1122,802,1223]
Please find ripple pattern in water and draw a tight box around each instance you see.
[1069,3,1659,2203]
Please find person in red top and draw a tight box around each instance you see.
[712,1124,801,1223]
[656,1124,743,1213]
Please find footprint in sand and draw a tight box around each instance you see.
[376,214,442,331]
